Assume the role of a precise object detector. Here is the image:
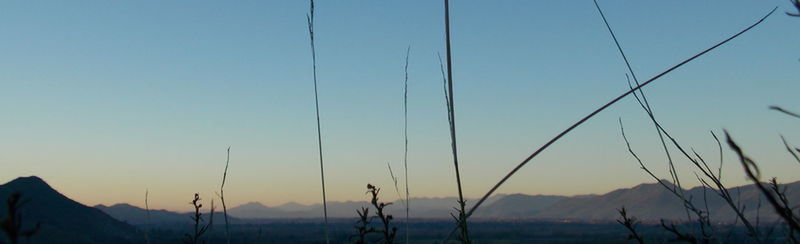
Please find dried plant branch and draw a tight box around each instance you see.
[465,6,777,220]
[769,179,800,243]
[438,8,778,242]
[184,193,214,244]
[781,135,800,165]
[617,207,645,244]
[1,192,40,244]
[621,68,759,239]
[352,206,376,244]
[661,219,698,244]
[788,0,800,16]
[726,131,800,233]
[368,184,398,244]
[649,126,758,239]
[620,119,713,240]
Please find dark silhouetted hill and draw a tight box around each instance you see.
[0,176,142,243]
[96,202,240,228]
[95,203,187,225]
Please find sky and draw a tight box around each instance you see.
[0,0,799,212]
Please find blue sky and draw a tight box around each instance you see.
[0,0,798,211]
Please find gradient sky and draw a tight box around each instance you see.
[1,0,799,212]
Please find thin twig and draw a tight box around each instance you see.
[220,146,231,244]
[621,118,712,238]
[617,207,645,244]
[387,163,404,203]
[712,131,724,182]
[781,135,800,165]
[661,219,698,244]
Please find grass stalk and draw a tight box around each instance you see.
[442,0,469,242]
[402,45,411,244]
[306,0,330,243]
[145,189,151,244]
[770,106,800,119]
[387,163,404,202]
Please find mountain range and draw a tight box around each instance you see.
[3,175,799,243]
[96,179,800,224]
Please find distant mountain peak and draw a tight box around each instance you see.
[6,175,49,187]
[2,175,62,199]
[279,201,304,207]
[96,203,139,209]
[239,201,269,207]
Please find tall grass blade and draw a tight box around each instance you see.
[442,0,470,242]
[306,0,330,243]
[769,106,800,119]
[402,45,411,244]
[387,163,403,202]
[145,189,151,244]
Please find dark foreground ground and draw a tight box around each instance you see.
[141,219,784,243]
